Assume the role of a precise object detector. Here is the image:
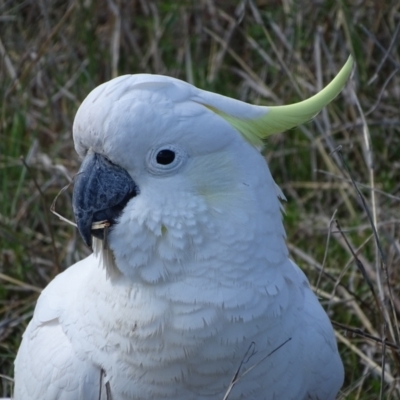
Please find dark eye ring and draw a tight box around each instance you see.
[156,149,175,165]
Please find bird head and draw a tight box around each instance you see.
[72,58,353,281]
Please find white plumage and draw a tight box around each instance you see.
[14,61,352,399]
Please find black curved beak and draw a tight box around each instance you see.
[72,151,138,247]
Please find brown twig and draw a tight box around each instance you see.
[20,156,60,273]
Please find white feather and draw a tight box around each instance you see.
[14,73,345,400]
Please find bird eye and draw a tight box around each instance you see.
[156,149,175,165]
[146,145,186,176]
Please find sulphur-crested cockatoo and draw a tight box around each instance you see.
[14,57,353,400]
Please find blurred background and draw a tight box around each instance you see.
[1,0,399,398]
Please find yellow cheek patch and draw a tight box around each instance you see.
[186,152,251,215]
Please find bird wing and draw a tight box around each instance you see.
[289,260,344,400]
[14,259,106,400]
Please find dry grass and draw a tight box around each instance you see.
[1,0,400,398]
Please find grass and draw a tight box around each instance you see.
[1,0,400,398]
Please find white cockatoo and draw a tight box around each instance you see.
[14,57,353,400]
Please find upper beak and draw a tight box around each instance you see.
[72,151,138,247]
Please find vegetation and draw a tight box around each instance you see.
[1,0,399,398]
